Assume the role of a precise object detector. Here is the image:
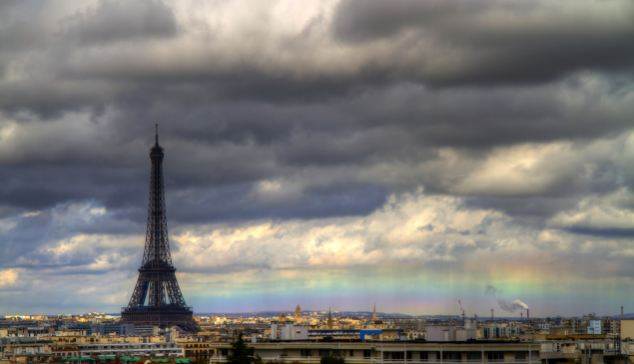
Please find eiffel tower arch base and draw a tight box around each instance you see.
[121,306,196,332]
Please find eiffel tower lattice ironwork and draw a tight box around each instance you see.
[121,126,196,331]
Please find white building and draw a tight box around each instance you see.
[270,324,309,341]
[587,320,602,335]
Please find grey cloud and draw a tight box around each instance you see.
[333,0,484,43]
[333,0,634,86]
[547,188,634,238]
[0,75,631,229]
[0,201,141,269]
[168,182,387,223]
[0,1,50,52]
[63,0,178,44]
[564,226,634,238]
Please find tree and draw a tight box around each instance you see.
[227,333,259,364]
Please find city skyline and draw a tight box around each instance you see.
[0,0,633,317]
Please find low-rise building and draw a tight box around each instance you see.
[621,320,634,341]
[270,324,309,341]
[205,341,541,364]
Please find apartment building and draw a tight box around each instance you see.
[205,341,541,364]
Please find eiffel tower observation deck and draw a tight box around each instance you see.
[121,126,197,332]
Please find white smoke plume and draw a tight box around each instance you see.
[497,298,529,312]
[485,284,530,313]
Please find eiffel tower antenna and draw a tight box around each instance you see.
[121,128,197,331]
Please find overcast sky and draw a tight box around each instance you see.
[0,0,633,316]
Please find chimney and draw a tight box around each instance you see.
[491,308,494,320]
[520,311,523,318]
[526,308,530,320]
[621,306,624,319]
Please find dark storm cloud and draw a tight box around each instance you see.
[333,0,495,42]
[1,78,632,226]
[333,0,634,86]
[564,226,634,238]
[167,182,387,223]
[63,0,178,44]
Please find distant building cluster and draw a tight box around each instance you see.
[2,310,634,363]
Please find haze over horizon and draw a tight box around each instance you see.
[0,0,633,317]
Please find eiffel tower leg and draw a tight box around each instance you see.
[128,275,149,307]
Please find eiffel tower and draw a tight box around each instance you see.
[121,126,197,332]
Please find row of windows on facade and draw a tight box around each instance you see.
[217,349,537,361]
